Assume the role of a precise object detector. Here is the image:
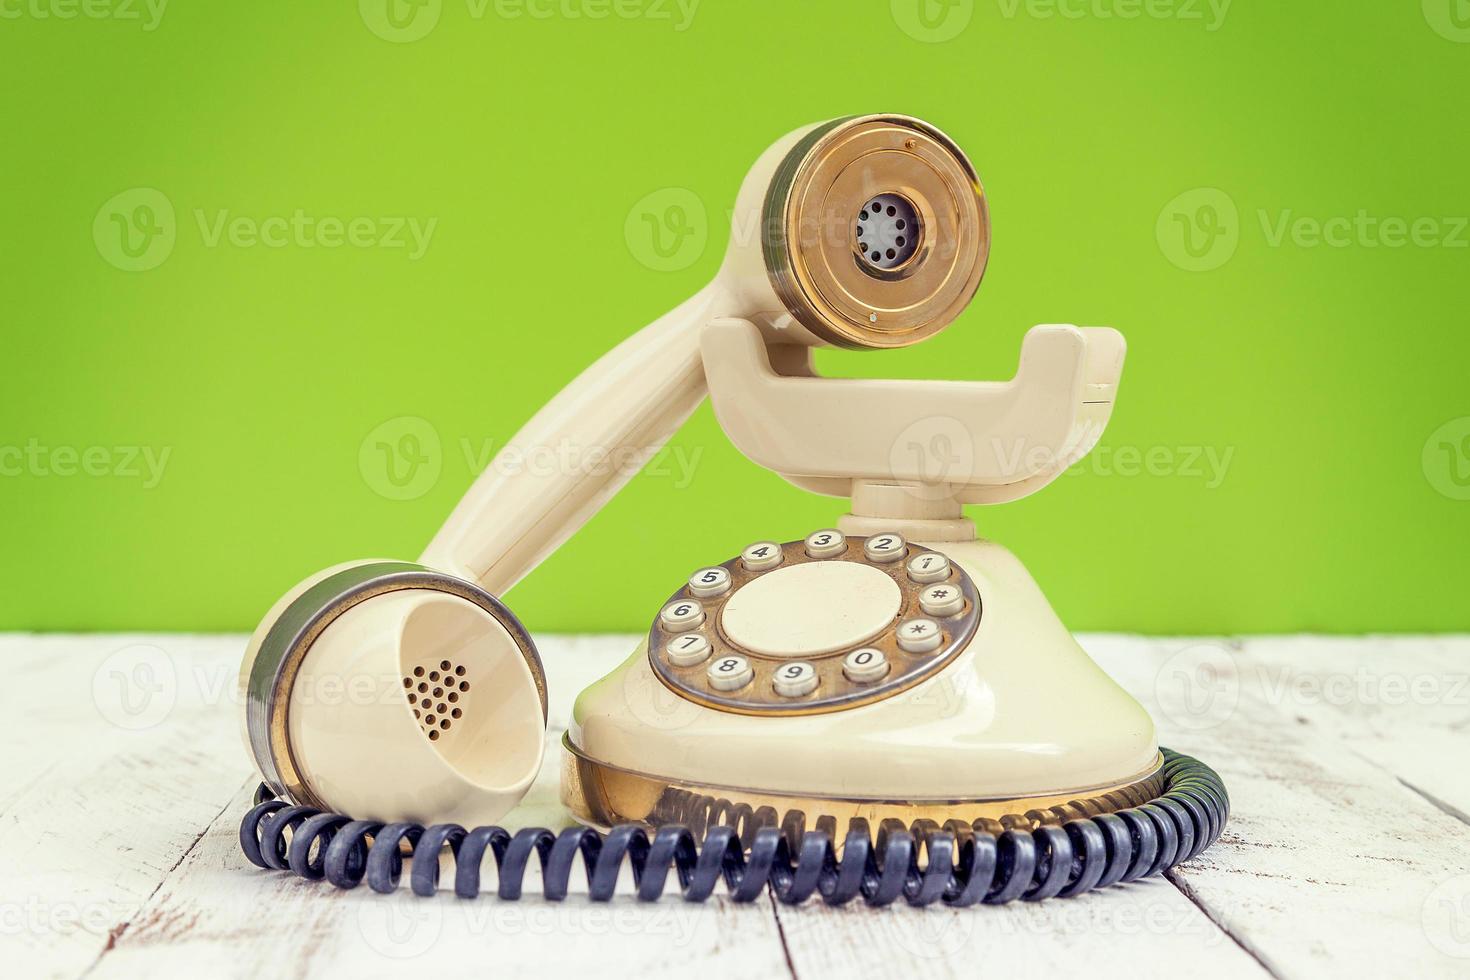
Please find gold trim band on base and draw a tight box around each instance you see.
[561,735,1165,846]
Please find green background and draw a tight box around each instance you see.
[3,1,1468,634]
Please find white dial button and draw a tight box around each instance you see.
[659,599,705,632]
[707,655,753,691]
[803,529,846,559]
[772,661,818,698]
[741,541,784,572]
[864,533,906,564]
[896,617,943,654]
[687,566,731,598]
[842,647,890,683]
[665,633,711,667]
[919,584,965,618]
[906,551,951,584]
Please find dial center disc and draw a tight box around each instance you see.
[719,561,902,658]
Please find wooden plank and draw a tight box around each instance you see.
[0,634,252,980]
[85,746,795,980]
[1235,636,1470,821]
[773,876,1271,980]
[1084,634,1470,979]
[7,632,1470,980]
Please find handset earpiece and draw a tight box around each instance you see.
[238,114,990,826]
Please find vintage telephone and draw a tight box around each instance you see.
[239,115,1228,907]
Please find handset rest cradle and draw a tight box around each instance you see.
[701,318,1126,505]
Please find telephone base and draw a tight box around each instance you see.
[561,736,1166,842]
[566,538,1159,804]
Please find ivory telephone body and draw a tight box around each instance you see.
[239,115,1179,853]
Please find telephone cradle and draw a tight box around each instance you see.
[237,115,1231,907]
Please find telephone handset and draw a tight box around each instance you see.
[239,116,1228,907]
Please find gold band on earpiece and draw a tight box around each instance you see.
[763,114,990,350]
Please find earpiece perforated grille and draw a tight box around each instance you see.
[402,660,470,742]
[855,193,920,272]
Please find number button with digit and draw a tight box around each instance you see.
[707,655,753,691]
[864,532,906,563]
[659,599,705,632]
[906,551,951,584]
[843,647,889,683]
[741,541,783,572]
[804,529,847,559]
[687,566,731,598]
[772,661,819,697]
[665,633,711,667]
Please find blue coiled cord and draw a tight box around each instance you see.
[240,748,1227,906]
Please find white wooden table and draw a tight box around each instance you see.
[3,633,1468,980]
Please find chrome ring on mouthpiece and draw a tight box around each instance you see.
[242,561,546,809]
[762,114,990,350]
